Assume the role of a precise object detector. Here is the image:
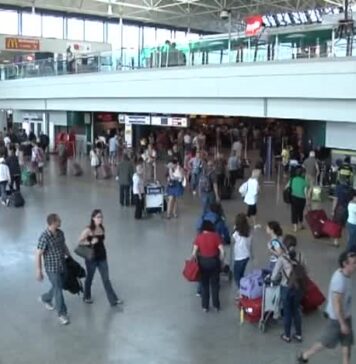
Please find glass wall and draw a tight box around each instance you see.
[67,17,84,40]
[0,9,18,35]
[143,27,156,46]
[22,13,42,37]
[42,15,63,39]
[156,28,171,46]
[122,25,140,67]
[107,22,121,51]
[84,20,104,42]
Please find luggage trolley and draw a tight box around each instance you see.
[258,280,281,333]
[144,183,165,215]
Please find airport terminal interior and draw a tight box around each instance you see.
[0,1,356,364]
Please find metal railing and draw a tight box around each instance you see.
[0,39,355,81]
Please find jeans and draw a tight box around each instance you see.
[281,286,302,338]
[200,192,216,214]
[84,259,118,305]
[42,271,67,317]
[190,172,200,191]
[199,256,220,310]
[291,196,306,225]
[120,184,131,206]
[234,258,249,289]
[347,222,356,251]
[0,181,7,202]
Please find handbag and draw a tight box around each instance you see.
[283,186,292,204]
[74,244,94,260]
[182,258,200,282]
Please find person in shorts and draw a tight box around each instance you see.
[297,251,356,364]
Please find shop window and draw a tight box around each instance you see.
[0,9,18,35]
[67,17,84,40]
[42,15,63,39]
[22,12,41,37]
[84,20,104,42]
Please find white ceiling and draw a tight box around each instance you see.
[0,0,331,33]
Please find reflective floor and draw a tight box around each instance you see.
[0,158,354,364]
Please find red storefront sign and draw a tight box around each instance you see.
[245,15,264,37]
[5,37,40,51]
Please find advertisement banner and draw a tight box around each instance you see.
[245,15,264,37]
[5,37,40,51]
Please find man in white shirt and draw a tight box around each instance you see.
[240,169,260,228]
[298,251,356,364]
[183,132,192,153]
[132,165,144,219]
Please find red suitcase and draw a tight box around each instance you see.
[305,209,328,239]
[301,277,325,313]
[322,220,342,239]
[238,296,262,323]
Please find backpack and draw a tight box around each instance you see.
[283,255,308,293]
[199,171,212,193]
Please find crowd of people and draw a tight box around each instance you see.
[0,128,48,205]
[2,120,355,364]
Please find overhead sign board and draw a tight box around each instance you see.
[5,37,40,51]
[245,15,264,37]
[151,116,188,128]
[119,114,151,125]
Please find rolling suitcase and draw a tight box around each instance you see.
[301,277,325,313]
[305,209,328,239]
[322,220,342,239]
[238,296,262,323]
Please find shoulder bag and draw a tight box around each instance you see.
[74,242,94,260]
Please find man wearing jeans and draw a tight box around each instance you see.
[36,214,71,325]
[298,251,356,364]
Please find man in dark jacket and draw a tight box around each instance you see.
[117,153,134,206]
[6,146,21,191]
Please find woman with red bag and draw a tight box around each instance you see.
[192,220,224,313]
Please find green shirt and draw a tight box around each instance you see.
[291,176,308,199]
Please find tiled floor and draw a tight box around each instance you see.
[0,158,354,364]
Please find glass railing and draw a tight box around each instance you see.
[0,39,355,81]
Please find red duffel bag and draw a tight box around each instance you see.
[238,296,262,323]
[322,220,342,239]
[301,277,325,313]
[182,258,200,282]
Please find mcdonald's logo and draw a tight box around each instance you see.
[5,38,19,49]
[5,37,40,51]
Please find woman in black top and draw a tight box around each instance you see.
[79,209,122,306]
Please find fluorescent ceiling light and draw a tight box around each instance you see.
[108,4,113,16]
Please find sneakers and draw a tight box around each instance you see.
[83,298,94,304]
[296,353,308,363]
[58,315,70,325]
[38,296,55,311]
[254,224,262,229]
[111,298,124,306]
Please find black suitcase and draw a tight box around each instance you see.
[9,191,25,207]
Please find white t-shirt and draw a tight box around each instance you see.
[132,173,144,195]
[233,231,252,261]
[244,178,259,206]
[347,201,356,225]
[326,269,352,320]
[184,134,191,144]
[4,136,11,146]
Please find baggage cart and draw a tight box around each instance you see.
[145,183,165,214]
